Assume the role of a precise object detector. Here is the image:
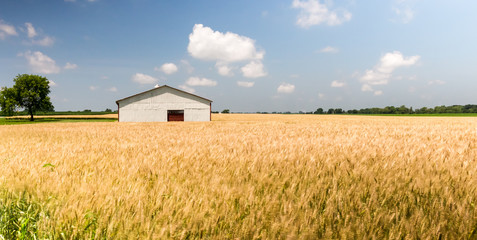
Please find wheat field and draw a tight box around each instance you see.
[0,114,476,239]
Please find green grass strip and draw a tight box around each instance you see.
[0,117,117,125]
[0,190,44,239]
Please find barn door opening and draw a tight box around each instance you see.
[167,110,184,121]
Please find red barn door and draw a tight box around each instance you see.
[167,110,184,121]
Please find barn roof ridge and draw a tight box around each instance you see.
[115,85,213,105]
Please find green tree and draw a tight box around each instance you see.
[0,87,18,116]
[314,108,324,114]
[383,106,396,114]
[0,74,54,121]
[397,105,410,114]
[221,109,230,114]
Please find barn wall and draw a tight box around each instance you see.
[118,87,210,122]
[185,108,210,121]
[119,109,167,122]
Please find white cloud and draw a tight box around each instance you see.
[237,81,255,87]
[101,76,109,80]
[31,36,55,47]
[292,0,352,28]
[186,77,217,87]
[89,86,98,91]
[179,84,196,93]
[318,93,325,99]
[393,7,414,24]
[21,23,55,46]
[331,80,346,87]
[0,20,18,40]
[393,0,415,24]
[277,83,295,93]
[320,46,338,53]
[131,73,158,84]
[107,87,118,92]
[361,70,390,85]
[188,24,264,62]
[155,63,178,75]
[360,51,420,92]
[361,84,373,92]
[216,62,234,76]
[361,84,384,96]
[25,23,37,38]
[188,24,267,78]
[241,61,267,78]
[22,51,60,74]
[64,62,78,69]
[428,80,445,85]
[376,51,420,73]
[48,80,57,87]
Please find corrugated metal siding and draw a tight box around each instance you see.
[118,87,210,122]
[184,108,210,121]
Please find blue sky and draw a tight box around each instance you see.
[1,0,476,112]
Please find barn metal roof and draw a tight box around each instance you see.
[115,85,213,105]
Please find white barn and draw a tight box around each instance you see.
[116,85,212,122]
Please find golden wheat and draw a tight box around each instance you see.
[0,114,476,239]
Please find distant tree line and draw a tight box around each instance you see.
[313,104,477,114]
[214,105,477,115]
[333,104,477,115]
